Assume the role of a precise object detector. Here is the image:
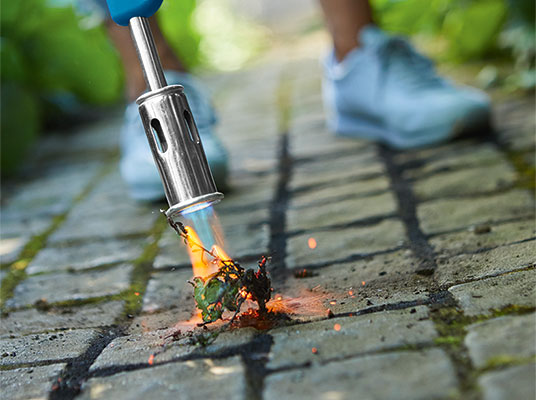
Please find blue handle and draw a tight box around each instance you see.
[106,0,164,26]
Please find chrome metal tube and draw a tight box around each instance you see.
[129,16,167,91]
[128,15,223,218]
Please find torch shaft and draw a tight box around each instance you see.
[129,16,167,91]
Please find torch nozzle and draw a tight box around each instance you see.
[129,17,223,217]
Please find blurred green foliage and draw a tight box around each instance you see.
[372,0,535,88]
[1,0,123,174]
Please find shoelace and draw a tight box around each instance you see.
[377,37,444,90]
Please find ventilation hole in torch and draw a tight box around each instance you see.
[150,118,168,153]
[184,110,200,144]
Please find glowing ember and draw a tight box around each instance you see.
[362,281,366,286]
[276,296,282,301]
[148,354,155,365]
[312,347,318,354]
[329,300,337,305]
[308,237,317,249]
[134,292,140,296]
[348,290,354,296]
[333,323,341,331]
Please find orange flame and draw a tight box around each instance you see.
[184,226,217,278]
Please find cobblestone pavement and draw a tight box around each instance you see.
[1,39,535,400]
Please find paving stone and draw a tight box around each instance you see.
[290,152,385,191]
[282,250,429,316]
[214,173,275,212]
[90,329,256,371]
[449,269,536,316]
[287,219,405,268]
[402,142,506,179]
[288,191,397,232]
[465,313,536,368]
[6,264,132,308]
[479,363,536,400]
[413,163,516,201]
[49,209,158,244]
[27,239,147,274]
[1,161,102,220]
[218,209,270,258]
[265,349,458,400]
[223,222,269,258]
[83,356,246,400]
[143,270,194,313]
[0,364,66,400]
[418,190,534,234]
[290,175,390,209]
[430,219,535,257]
[0,329,99,366]
[0,301,124,338]
[0,217,53,265]
[267,306,437,369]
[436,240,535,287]
[49,169,159,243]
[153,228,190,269]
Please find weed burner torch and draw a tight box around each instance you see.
[106,0,223,218]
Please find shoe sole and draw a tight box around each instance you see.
[333,108,491,150]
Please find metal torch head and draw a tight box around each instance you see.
[136,84,223,219]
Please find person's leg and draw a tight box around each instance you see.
[105,17,187,101]
[318,0,373,61]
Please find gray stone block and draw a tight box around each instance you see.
[436,241,536,287]
[27,239,147,274]
[0,301,124,338]
[465,313,536,368]
[0,364,65,400]
[287,219,405,268]
[0,329,99,366]
[288,191,397,232]
[290,176,390,209]
[142,270,194,313]
[90,329,255,371]
[281,249,428,316]
[430,219,535,257]
[290,152,385,191]
[449,269,536,316]
[82,356,246,400]
[265,349,458,400]
[267,306,437,369]
[6,264,132,308]
[479,363,536,400]
[413,163,516,201]
[418,190,534,234]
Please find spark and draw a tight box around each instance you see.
[134,292,140,296]
[333,323,341,331]
[308,237,317,249]
[362,281,366,286]
[348,290,354,296]
[329,300,337,305]
[311,347,318,354]
[148,354,155,365]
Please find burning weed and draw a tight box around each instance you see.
[167,216,273,327]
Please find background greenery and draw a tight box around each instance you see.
[1,0,534,175]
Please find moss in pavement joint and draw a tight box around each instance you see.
[122,215,168,316]
[479,355,536,372]
[0,214,67,309]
